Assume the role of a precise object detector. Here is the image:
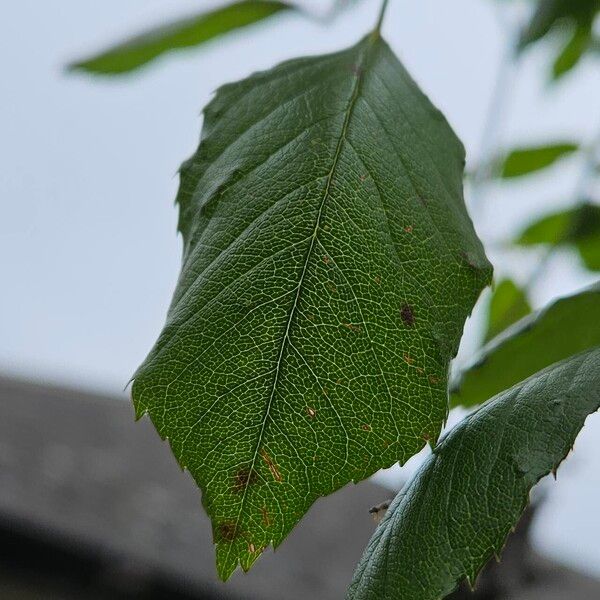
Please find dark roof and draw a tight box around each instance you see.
[0,376,389,599]
[1,375,599,599]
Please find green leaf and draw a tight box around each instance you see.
[500,143,578,178]
[348,347,600,600]
[519,0,567,48]
[517,207,576,245]
[68,1,294,75]
[519,0,600,50]
[131,33,491,579]
[483,278,531,343]
[552,22,592,79]
[451,283,600,408]
[517,203,600,271]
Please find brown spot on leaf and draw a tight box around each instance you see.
[260,448,282,482]
[402,353,414,365]
[361,424,372,432]
[369,500,391,522]
[459,250,481,271]
[216,521,239,543]
[248,543,256,553]
[343,322,362,333]
[359,174,367,182]
[261,506,272,527]
[306,406,316,418]
[373,276,381,285]
[404,225,413,233]
[327,283,337,293]
[233,466,258,493]
[400,304,415,327]
[322,255,330,264]
[428,374,441,385]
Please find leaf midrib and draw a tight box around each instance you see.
[225,37,374,553]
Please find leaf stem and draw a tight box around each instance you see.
[374,0,390,34]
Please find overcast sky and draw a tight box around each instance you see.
[2,0,600,578]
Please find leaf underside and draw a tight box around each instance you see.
[452,282,600,408]
[132,33,491,579]
[348,347,600,600]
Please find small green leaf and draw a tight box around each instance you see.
[519,0,599,50]
[519,0,568,49]
[517,203,600,271]
[348,347,600,600]
[68,1,294,75]
[500,143,578,178]
[451,283,600,408]
[552,22,592,79]
[517,208,574,245]
[132,34,491,579]
[483,279,531,343]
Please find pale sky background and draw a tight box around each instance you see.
[1,0,600,579]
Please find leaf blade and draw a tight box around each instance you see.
[452,283,600,408]
[68,1,293,75]
[483,278,531,343]
[500,143,578,178]
[516,203,600,271]
[552,22,592,79]
[348,347,600,600]
[519,0,599,50]
[132,34,491,578]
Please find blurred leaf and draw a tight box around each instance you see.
[519,0,600,50]
[552,21,592,79]
[131,33,492,579]
[483,279,531,343]
[500,142,578,178]
[349,347,600,600]
[519,0,568,48]
[517,203,600,270]
[579,235,600,270]
[451,282,600,408]
[517,207,574,244]
[69,1,294,75]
